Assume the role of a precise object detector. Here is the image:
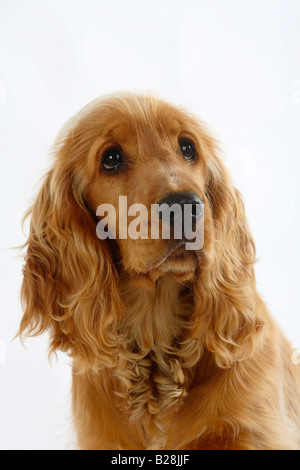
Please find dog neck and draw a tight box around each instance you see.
[119,271,194,350]
[115,270,202,425]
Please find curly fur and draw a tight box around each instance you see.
[19,93,300,449]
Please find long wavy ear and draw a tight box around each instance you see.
[193,151,266,368]
[19,142,123,373]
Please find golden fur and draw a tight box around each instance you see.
[19,93,300,449]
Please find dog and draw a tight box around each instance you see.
[19,93,300,449]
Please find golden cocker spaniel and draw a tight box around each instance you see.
[19,93,300,450]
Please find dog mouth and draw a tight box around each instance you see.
[145,241,198,272]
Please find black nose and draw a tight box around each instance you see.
[157,191,204,233]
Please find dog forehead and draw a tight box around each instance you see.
[100,114,184,161]
[104,109,181,142]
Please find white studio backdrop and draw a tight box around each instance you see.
[0,0,299,450]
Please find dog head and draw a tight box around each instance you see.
[19,93,263,371]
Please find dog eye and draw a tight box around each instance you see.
[102,149,123,171]
[179,140,196,161]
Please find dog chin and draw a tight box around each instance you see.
[120,242,200,287]
[132,246,197,286]
[157,248,197,278]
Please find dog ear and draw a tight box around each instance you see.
[193,152,266,368]
[19,137,123,373]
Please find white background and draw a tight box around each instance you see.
[0,0,299,450]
